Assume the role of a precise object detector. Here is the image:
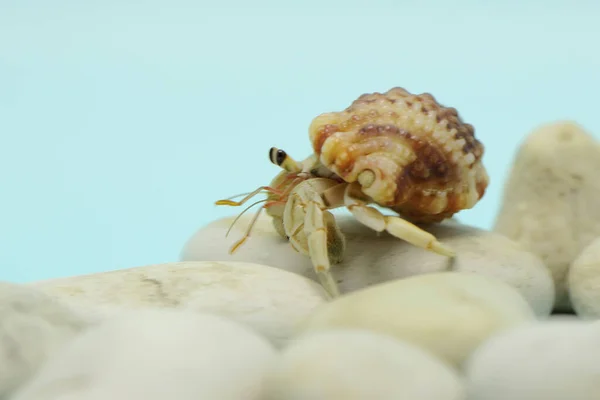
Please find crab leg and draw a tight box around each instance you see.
[343,184,455,257]
[283,179,345,298]
[304,200,341,298]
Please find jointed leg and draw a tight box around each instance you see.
[304,201,341,297]
[282,179,347,297]
[344,185,455,257]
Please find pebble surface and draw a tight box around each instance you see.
[0,281,89,399]
[182,213,555,317]
[465,318,600,400]
[10,309,278,400]
[297,271,536,368]
[29,261,330,347]
[265,329,465,400]
[568,235,600,319]
[493,120,600,312]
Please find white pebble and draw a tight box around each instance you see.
[265,329,465,400]
[493,120,600,311]
[182,213,554,317]
[0,281,88,399]
[11,309,278,400]
[464,318,600,400]
[299,271,535,368]
[30,261,330,347]
[568,235,600,319]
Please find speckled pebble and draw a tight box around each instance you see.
[493,120,600,312]
[0,281,89,399]
[568,236,600,319]
[465,318,600,400]
[298,271,536,368]
[29,261,330,347]
[11,309,278,400]
[182,213,555,317]
[264,329,465,400]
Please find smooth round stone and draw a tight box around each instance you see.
[298,271,536,368]
[493,120,600,311]
[567,236,600,319]
[181,213,554,317]
[29,261,330,347]
[0,281,88,399]
[264,329,465,400]
[464,319,600,400]
[11,309,278,400]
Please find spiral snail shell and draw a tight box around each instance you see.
[308,86,489,222]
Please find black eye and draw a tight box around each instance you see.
[275,149,286,165]
[269,147,288,166]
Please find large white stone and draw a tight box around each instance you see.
[296,271,536,368]
[11,309,278,400]
[29,261,330,347]
[464,318,600,400]
[264,329,465,400]
[493,120,600,311]
[567,235,600,319]
[0,281,88,399]
[181,213,554,317]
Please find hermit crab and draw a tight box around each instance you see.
[216,86,489,297]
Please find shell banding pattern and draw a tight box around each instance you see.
[308,87,489,222]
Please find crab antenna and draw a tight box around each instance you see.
[221,190,256,201]
[215,186,283,207]
[225,198,268,238]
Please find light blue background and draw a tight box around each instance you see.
[1,0,599,282]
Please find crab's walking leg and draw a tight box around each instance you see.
[304,201,341,297]
[343,184,455,257]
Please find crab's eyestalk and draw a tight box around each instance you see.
[269,147,302,173]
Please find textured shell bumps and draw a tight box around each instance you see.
[308,87,489,222]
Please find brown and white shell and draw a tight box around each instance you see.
[308,87,489,222]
